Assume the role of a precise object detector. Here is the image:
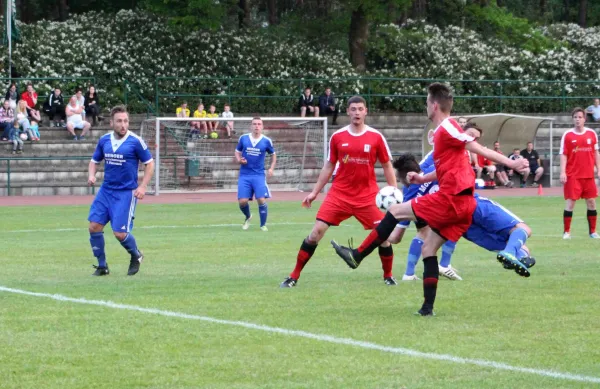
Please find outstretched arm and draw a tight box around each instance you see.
[466,141,528,172]
[302,161,335,208]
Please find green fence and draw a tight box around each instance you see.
[155,76,600,115]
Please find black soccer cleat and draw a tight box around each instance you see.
[503,255,536,270]
[415,307,435,317]
[497,251,530,277]
[127,250,143,276]
[92,264,110,276]
[279,277,298,288]
[331,239,360,269]
[384,276,398,286]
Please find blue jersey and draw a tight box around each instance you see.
[91,131,153,190]
[236,134,275,176]
[397,152,439,228]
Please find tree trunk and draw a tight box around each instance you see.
[58,0,69,21]
[578,0,587,27]
[497,0,505,6]
[539,0,546,17]
[238,0,251,28]
[563,0,570,21]
[267,0,277,25]
[349,6,368,72]
[409,0,426,19]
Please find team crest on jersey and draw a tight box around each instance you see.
[364,144,371,152]
[587,138,592,144]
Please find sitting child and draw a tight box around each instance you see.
[8,120,24,154]
[30,120,40,141]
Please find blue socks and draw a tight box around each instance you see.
[504,228,528,258]
[405,237,424,276]
[518,248,529,259]
[259,203,268,227]
[119,233,139,257]
[89,232,106,268]
[440,240,456,268]
[240,203,251,220]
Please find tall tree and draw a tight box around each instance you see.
[578,0,587,26]
[239,0,251,28]
[349,6,368,71]
[267,0,277,25]
[143,0,228,30]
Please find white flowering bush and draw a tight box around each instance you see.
[3,12,600,113]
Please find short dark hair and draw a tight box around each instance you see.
[571,107,585,117]
[464,122,483,135]
[527,141,533,145]
[494,141,500,145]
[347,95,367,107]
[513,148,520,151]
[224,103,230,107]
[393,154,421,178]
[252,117,262,122]
[110,105,128,119]
[75,87,82,93]
[427,83,453,113]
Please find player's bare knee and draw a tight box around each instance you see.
[585,198,596,209]
[514,223,532,237]
[88,222,104,233]
[380,240,391,248]
[388,202,415,221]
[387,228,404,244]
[238,199,249,207]
[113,231,127,241]
[308,222,328,243]
[256,198,267,205]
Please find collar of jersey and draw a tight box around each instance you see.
[249,134,263,147]
[345,125,370,137]
[110,131,130,153]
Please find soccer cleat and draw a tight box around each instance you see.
[402,274,421,281]
[415,307,435,317]
[563,232,571,239]
[331,239,359,269]
[127,250,143,276]
[497,251,530,277]
[92,264,110,276]
[590,232,600,239]
[279,276,297,288]
[439,265,463,280]
[260,225,268,232]
[503,255,536,270]
[242,215,252,230]
[384,276,398,286]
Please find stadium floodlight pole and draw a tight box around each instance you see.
[155,117,160,196]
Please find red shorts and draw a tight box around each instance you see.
[411,191,477,242]
[316,194,383,230]
[563,177,598,200]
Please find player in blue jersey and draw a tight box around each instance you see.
[387,152,463,281]
[87,105,155,276]
[235,117,276,231]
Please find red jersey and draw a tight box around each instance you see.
[21,91,37,108]
[477,154,493,167]
[560,128,598,178]
[433,118,475,195]
[328,125,392,206]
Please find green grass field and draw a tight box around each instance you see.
[1,197,599,389]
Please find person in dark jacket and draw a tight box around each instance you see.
[5,83,19,110]
[83,85,102,125]
[43,87,66,127]
[299,87,319,117]
[318,87,339,125]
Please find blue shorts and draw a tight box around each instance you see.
[88,187,138,232]
[463,195,523,252]
[237,174,271,200]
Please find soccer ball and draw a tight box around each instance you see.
[376,186,404,211]
[19,133,28,141]
[475,178,485,189]
[210,131,219,139]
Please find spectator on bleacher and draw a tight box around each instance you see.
[508,148,530,187]
[4,83,18,110]
[16,100,36,140]
[192,103,208,138]
[521,141,544,187]
[20,83,42,122]
[42,87,66,128]
[585,98,600,122]
[464,122,482,177]
[84,85,101,126]
[30,120,40,141]
[207,104,218,134]
[457,117,468,128]
[318,87,339,125]
[176,101,190,118]
[492,141,513,187]
[220,103,235,138]
[478,151,496,187]
[8,119,23,154]
[66,95,91,141]
[299,87,319,117]
[0,99,15,141]
[75,88,86,121]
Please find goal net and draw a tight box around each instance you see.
[139,117,328,195]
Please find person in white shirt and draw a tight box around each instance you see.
[585,98,600,122]
[220,103,235,139]
[66,95,91,140]
[75,88,86,120]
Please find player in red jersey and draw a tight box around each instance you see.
[332,83,529,316]
[279,95,398,288]
[560,107,600,239]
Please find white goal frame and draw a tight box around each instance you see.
[148,116,328,195]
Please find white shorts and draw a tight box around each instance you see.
[69,119,86,129]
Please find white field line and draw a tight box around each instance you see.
[0,286,599,384]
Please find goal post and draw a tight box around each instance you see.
[140,117,328,195]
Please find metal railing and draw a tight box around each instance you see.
[124,80,157,118]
